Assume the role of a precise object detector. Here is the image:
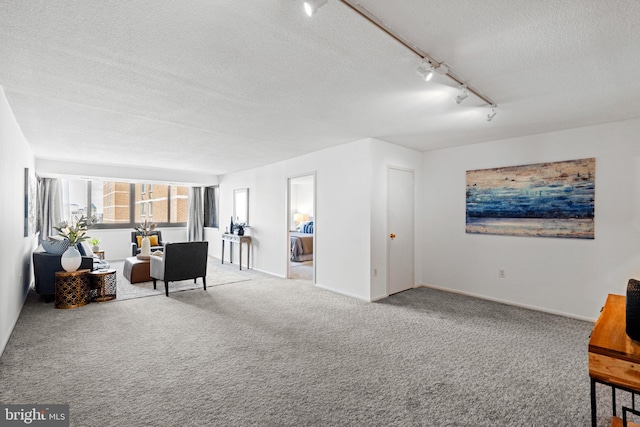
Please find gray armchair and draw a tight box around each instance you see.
[131,230,164,257]
[150,242,208,297]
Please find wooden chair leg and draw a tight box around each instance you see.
[203,277,207,291]
[165,281,169,297]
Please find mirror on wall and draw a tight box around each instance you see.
[233,188,249,225]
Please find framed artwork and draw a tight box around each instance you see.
[466,158,595,239]
[24,167,37,237]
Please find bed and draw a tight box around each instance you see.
[290,229,313,262]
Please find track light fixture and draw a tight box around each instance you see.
[486,107,497,122]
[416,60,434,82]
[304,0,328,17]
[455,85,469,104]
[302,0,498,120]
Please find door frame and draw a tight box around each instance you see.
[286,172,316,283]
[386,165,415,296]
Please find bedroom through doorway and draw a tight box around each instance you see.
[287,174,315,282]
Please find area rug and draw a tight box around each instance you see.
[109,258,252,300]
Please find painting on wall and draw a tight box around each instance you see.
[466,158,596,239]
[24,167,37,237]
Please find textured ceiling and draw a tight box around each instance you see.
[1,0,640,175]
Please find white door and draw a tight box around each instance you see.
[387,167,415,295]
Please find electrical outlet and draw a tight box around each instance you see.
[498,269,506,279]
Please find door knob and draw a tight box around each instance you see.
[389,233,396,239]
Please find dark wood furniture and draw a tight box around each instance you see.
[221,233,251,270]
[54,269,91,309]
[89,269,117,302]
[589,293,640,427]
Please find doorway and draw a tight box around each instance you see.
[287,174,315,282]
[387,167,415,295]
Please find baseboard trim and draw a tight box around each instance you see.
[370,293,388,302]
[417,284,597,322]
[314,283,370,302]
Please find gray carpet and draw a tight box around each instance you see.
[0,274,622,426]
[110,258,251,300]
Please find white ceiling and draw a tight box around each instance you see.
[2,0,640,175]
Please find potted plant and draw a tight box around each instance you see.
[53,215,97,271]
[89,237,101,252]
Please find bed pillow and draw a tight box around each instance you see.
[41,239,70,255]
[302,221,314,233]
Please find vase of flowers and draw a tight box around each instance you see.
[53,215,97,272]
[134,220,156,258]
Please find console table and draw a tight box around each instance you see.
[221,233,251,270]
[589,294,640,427]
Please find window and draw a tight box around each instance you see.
[204,186,219,228]
[61,179,189,228]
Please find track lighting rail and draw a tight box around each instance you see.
[337,0,496,108]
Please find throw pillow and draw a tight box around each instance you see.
[41,239,70,255]
[136,235,159,247]
[81,242,95,258]
[149,235,159,246]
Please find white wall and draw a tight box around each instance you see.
[88,227,188,261]
[206,138,425,302]
[0,86,36,356]
[290,176,314,228]
[207,140,377,300]
[421,117,640,320]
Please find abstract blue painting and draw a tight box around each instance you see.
[466,158,595,239]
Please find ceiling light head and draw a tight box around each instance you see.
[486,107,497,122]
[304,0,328,17]
[455,85,469,104]
[416,60,434,82]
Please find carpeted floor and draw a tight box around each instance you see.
[0,273,621,426]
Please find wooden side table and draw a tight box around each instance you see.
[589,294,640,427]
[90,269,117,302]
[55,269,91,309]
[94,250,105,260]
[221,233,251,270]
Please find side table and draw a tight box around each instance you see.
[589,293,640,427]
[94,250,105,260]
[55,269,91,309]
[90,269,117,302]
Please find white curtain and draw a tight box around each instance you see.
[187,187,204,242]
[37,178,63,242]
